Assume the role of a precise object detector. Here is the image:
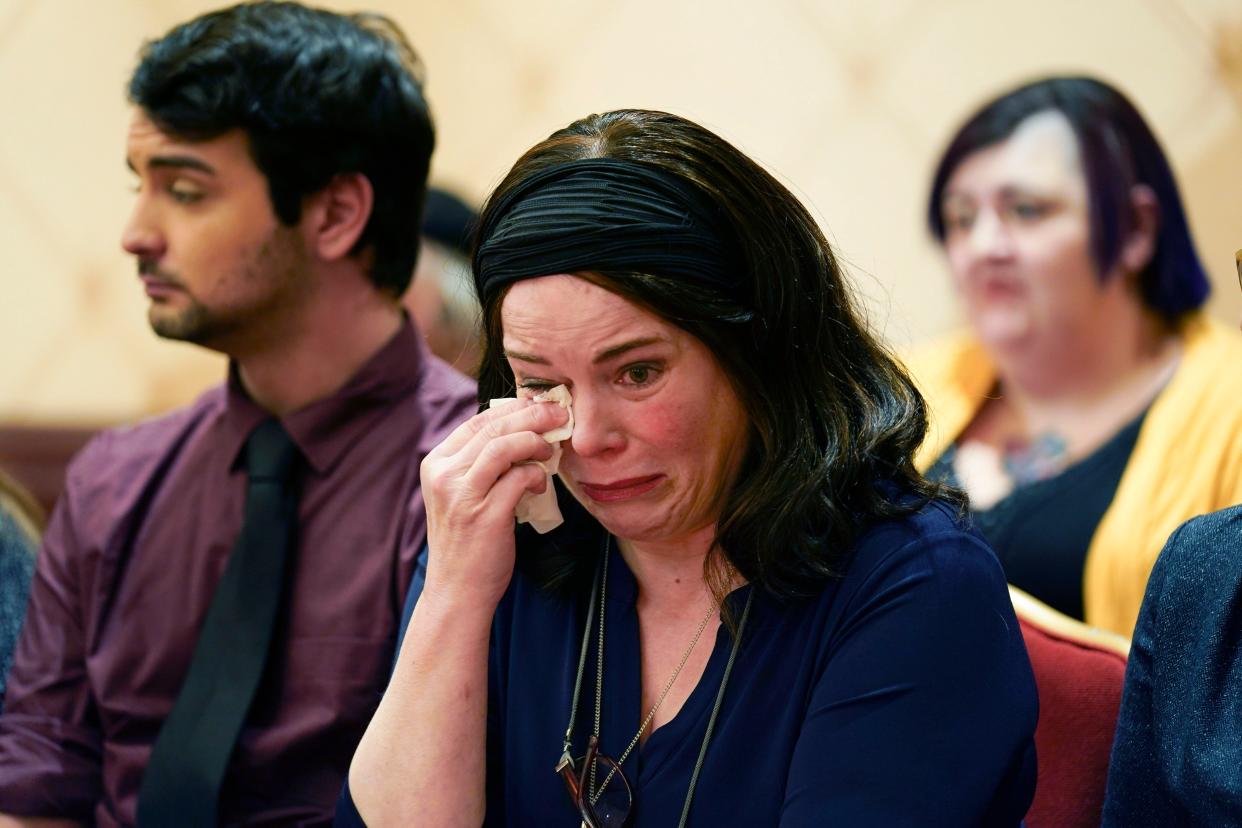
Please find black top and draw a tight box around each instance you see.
[927,408,1146,619]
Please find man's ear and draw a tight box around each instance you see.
[303,172,374,262]
[1119,184,1160,274]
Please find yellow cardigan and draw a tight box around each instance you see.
[905,315,1242,637]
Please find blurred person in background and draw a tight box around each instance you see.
[0,3,474,826]
[1101,249,1242,825]
[0,471,37,707]
[404,188,483,374]
[343,108,1036,827]
[908,76,1242,637]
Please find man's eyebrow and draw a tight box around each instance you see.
[126,155,217,175]
[503,337,665,367]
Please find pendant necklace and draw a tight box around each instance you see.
[557,534,755,827]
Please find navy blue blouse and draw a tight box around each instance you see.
[339,496,1037,826]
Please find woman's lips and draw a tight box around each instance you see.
[578,475,664,503]
[973,274,1025,301]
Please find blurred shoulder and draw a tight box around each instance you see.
[900,329,991,394]
[1137,506,1242,660]
[413,352,477,437]
[415,350,477,405]
[901,331,996,469]
[69,386,225,476]
[1182,314,1242,358]
[1173,315,1242,401]
[1153,506,1242,590]
[61,386,226,510]
[845,489,1003,594]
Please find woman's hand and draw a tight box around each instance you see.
[420,398,570,608]
[350,399,568,827]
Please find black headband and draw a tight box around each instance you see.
[473,157,745,306]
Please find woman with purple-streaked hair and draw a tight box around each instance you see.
[910,75,1242,638]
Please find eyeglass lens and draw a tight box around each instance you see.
[582,754,631,828]
[560,747,633,828]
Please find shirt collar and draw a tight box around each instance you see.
[221,316,428,475]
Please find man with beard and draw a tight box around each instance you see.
[0,4,475,825]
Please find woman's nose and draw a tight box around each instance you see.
[967,209,1013,260]
[567,393,624,458]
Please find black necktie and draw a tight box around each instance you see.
[138,419,299,827]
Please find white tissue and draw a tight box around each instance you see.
[489,385,574,533]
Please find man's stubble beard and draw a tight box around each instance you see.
[149,298,214,343]
[148,228,307,351]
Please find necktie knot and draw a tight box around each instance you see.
[246,419,298,482]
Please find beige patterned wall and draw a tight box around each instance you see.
[2,0,1240,425]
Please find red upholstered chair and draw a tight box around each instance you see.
[1009,586,1129,828]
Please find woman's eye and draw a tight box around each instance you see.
[943,211,974,233]
[1009,202,1047,221]
[515,380,553,395]
[620,365,659,386]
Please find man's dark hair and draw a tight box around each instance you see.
[474,109,959,605]
[927,75,1209,321]
[128,1,435,296]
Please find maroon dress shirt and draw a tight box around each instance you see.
[0,320,476,826]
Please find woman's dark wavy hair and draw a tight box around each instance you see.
[927,75,1210,321]
[474,109,959,603]
[127,1,435,297]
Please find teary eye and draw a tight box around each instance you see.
[515,379,555,396]
[619,364,661,387]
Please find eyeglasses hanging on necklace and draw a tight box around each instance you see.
[555,535,754,828]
